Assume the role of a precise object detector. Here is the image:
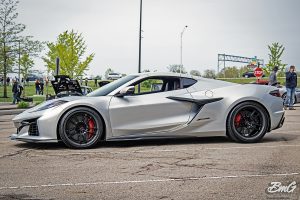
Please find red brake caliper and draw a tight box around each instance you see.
[88,118,95,139]
[235,113,242,126]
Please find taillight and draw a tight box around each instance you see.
[269,90,281,97]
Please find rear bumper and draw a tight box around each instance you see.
[273,112,285,130]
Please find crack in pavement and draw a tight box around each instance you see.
[0,149,32,159]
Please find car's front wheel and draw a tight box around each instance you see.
[59,107,104,148]
[226,102,268,143]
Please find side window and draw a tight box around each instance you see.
[133,78,164,95]
[131,77,183,95]
[182,78,197,88]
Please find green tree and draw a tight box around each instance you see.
[167,64,187,74]
[0,0,43,97]
[0,45,15,74]
[22,36,44,57]
[218,66,240,78]
[239,65,251,75]
[203,69,216,79]
[265,42,287,76]
[43,30,94,79]
[20,53,34,96]
[190,69,201,77]
[0,0,25,97]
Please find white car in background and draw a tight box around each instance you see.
[107,73,122,80]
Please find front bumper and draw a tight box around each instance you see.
[11,119,58,143]
[10,133,58,143]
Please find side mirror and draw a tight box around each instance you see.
[116,86,135,97]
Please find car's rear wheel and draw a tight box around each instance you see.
[226,102,268,143]
[59,107,103,148]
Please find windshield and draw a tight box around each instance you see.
[87,75,138,96]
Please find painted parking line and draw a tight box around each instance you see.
[0,172,298,190]
[205,144,300,150]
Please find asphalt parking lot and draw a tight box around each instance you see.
[0,107,300,200]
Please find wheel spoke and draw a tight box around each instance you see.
[83,114,89,124]
[76,114,84,123]
[250,110,260,121]
[66,128,76,136]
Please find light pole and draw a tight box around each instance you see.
[137,0,143,93]
[180,25,188,74]
[18,40,21,83]
[138,0,143,73]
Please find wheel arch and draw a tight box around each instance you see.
[56,105,106,141]
[225,100,271,135]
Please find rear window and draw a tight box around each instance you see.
[182,78,197,88]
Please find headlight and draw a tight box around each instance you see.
[36,100,68,111]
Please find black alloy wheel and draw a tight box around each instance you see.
[227,102,268,143]
[59,107,103,148]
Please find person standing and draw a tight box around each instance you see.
[35,79,40,95]
[268,66,279,86]
[17,84,23,103]
[39,81,44,95]
[7,77,10,86]
[85,77,88,86]
[94,78,97,87]
[12,80,20,104]
[284,65,297,110]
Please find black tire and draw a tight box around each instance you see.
[59,107,104,149]
[226,102,268,143]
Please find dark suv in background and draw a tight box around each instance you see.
[242,71,266,78]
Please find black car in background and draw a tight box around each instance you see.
[27,74,43,81]
[242,71,266,78]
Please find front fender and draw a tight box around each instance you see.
[37,96,112,140]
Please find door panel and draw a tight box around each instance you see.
[109,89,192,137]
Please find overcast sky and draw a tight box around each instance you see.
[17,0,300,77]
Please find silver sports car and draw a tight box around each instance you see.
[11,73,285,149]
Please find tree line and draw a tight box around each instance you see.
[0,0,95,98]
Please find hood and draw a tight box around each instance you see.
[51,75,83,95]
